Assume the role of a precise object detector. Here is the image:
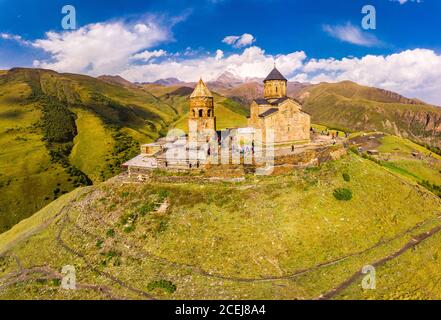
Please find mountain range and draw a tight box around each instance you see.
[134,71,441,148]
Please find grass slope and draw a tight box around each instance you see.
[0,68,249,232]
[300,81,441,148]
[0,78,74,232]
[0,152,440,299]
[0,68,180,232]
[69,109,114,182]
[378,135,441,187]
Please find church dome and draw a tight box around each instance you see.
[264,67,287,82]
[190,78,213,98]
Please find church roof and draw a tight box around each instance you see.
[255,98,269,105]
[264,67,287,82]
[190,78,213,98]
[259,108,279,118]
[254,97,290,106]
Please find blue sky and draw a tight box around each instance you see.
[1,0,441,104]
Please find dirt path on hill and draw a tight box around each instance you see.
[0,254,120,299]
[318,223,441,300]
[0,188,91,256]
[1,185,156,300]
[56,214,157,300]
[3,172,441,299]
[72,189,441,285]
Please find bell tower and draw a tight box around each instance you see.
[188,78,216,144]
[263,65,287,99]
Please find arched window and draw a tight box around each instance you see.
[208,109,211,117]
[192,109,196,117]
[199,109,203,117]
[276,86,278,93]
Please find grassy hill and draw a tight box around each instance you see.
[0,68,176,232]
[0,138,440,299]
[140,84,249,132]
[298,81,441,148]
[0,69,248,233]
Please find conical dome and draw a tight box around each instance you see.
[264,67,287,82]
[190,78,213,98]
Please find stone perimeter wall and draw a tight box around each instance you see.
[127,145,347,180]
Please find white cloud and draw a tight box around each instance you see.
[0,33,31,46]
[215,49,224,60]
[119,46,441,105]
[32,17,173,75]
[122,46,441,105]
[121,46,306,83]
[295,49,441,105]
[222,33,256,48]
[390,0,422,4]
[131,49,167,62]
[323,23,381,47]
[19,15,441,106]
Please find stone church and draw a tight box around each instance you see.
[187,65,311,148]
[123,66,315,174]
[247,66,311,146]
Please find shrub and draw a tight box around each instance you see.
[147,280,177,294]
[105,250,120,259]
[349,147,359,155]
[140,202,156,216]
[419,180,441,198]
[51,279,61,286]
[120,211,137,225]
[101,250,122,266]
[342,173,351,182]
[157,220,168,233]
[361,153,382,165]
[123,225,135,233]
[96,239,104,248]
[106,229,115,237]
[333,188,353,201]
[158,189,170,201]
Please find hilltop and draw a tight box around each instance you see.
[0,135,440,299]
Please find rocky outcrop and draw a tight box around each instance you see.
[400,110,441,134]
[377,88,425,105]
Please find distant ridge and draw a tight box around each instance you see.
[296,81,441,148]
[97,75,137,88]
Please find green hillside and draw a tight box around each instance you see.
[0,144,440,299]
[349,133,441,196]
[299,81,441,148]
[0,68,177,232]
[0,69,249,233]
